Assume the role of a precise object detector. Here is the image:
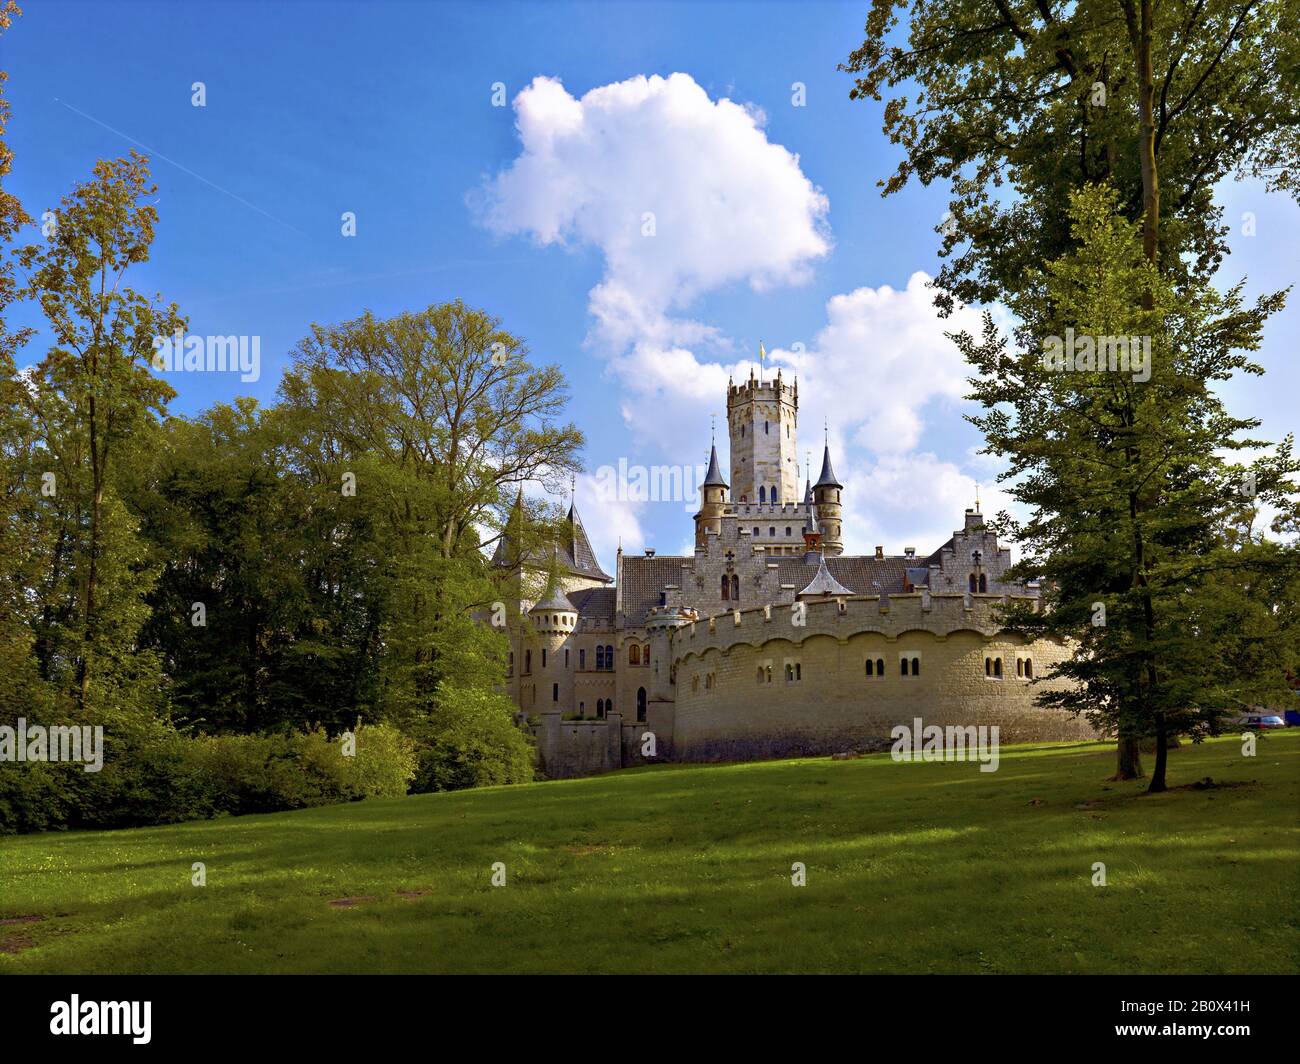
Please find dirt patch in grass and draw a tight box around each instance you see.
[0,914,42,926]
[328,896,376,909]
[0,935,34,954]
[395,890,429,900]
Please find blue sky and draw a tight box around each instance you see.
[6,0,1297,562]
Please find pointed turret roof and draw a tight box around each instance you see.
[531,550,577,613]
[803,478,813,505]
[561,499,613,583]
[814,445,842,490]
[491,488,524,568]
[702,443,728,488]
[798,553,853,598]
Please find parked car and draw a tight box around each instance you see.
[1239,713,1287,731]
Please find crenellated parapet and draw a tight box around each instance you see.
[669,592,1041,665]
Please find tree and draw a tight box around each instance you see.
[843,0,1300,313]
[17,153,184,713]
[957,184,1298,791]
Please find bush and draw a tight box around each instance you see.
[412,684,534,792]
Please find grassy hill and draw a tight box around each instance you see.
[2,733,1296,974]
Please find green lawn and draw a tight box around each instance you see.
[2,733,1297,974]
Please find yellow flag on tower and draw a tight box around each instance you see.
[759,341,766,362]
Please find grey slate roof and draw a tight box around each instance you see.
[620,555,694,625]
[814,445,842,489]
[798,554,854,597]
[702,443,728,488]
[773,555,912,594]
[562,503,613,583]
[568,587,616,625]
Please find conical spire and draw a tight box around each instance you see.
[531,549,575,613]
[703,442,728,488]
[491,487,525,567]
[814,444,842,489]
[803,478,813,505]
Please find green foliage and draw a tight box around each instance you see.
[412,683,535,793]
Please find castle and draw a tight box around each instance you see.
[496,370,1097,778]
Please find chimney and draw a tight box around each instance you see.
[874,545,884,560]
[644,548,656,557]
[904,547,916,558]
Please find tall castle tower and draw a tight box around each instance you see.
[727,369,798,504]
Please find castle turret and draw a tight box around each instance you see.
[727,368,798,504]
[530,561,577,712]
[694,442,728,549]
[812,444,844,555]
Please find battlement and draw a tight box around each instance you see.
[670,592,1041,663]
[727,375,797,407]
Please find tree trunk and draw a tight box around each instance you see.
[1148,713,1168,792]
[1114,733,1144,780]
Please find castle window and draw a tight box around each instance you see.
[993,657,1003,678]
[629,644,640,665]
[596,699,605,718]
[901,656,920,677]
[765,665,773,684]
[970,574,978,593]
[772,485,778,502]
[596,645,606,670]
[741,425,745,437]
[985,657,992,677]
[636,688,646,722]
[565,649,570,668]
[524,649,531,674]
[866,659,873,677]
[785,527,792,536]
[979,574,988,592]
[911,657,920,676]
[753,526,760,537]
[692,675,699,692]
[721,574,730,601]
[579,701,584,715]
[759,486,766,503]
[1024,658,1033,678]
[605,645,614,669]
[541,649,546,668]
[877,658,884,675]
[765,420,769,435]
[579,648,585,670]
[1016,658,1023,678]
[608,699,614,715]
[769,527,776,537]
[552,683,559,702]
[757,666,765,684]
[785,663,794,682]
[731,574,739,600]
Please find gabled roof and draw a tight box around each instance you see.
[798,554,853,598]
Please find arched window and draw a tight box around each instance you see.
[876,658,884,676]
[757,666,765,684]
[552,683,559,702]
[785,663,794,682]
[795,663,802,681]
[979,574,988,592]
[765,665,772,684]
[769,527,776,537]
[740,424,745,437]
[785,527,792,537]
[541,649,546,668]
[579,648,585,670]
[985,657,993,676]
[1016,658,1024,677]
[721,574,730,600]
[970,574,978,593]
[901,657,908,676]
[753,526,760,537]
[772,485,778,502]
[731,574,740,600]
[866,659,874,676]
[993,657,1002,678]
[579,701,585,715]
[1025,658,1033,678]
[596,645,605,670]
[636,687,647,722]
[629,644,640,665]
[764,420,769,435]
[525,649,531,673]
[759,486,766,503]
[596,698,605,717]
[605,644,614,669]
[911,657,920,676]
